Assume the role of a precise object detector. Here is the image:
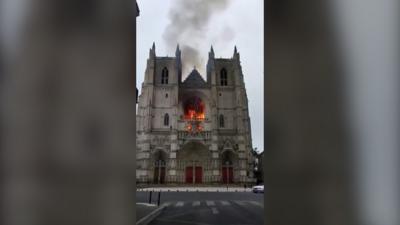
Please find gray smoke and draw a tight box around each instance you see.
[163,0,232,77]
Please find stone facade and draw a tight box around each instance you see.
[136,43,254,184]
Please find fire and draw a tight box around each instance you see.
[183,96,205,121]
[185,110,205,121]
[185,121,204,133]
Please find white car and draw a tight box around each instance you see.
[252,185,264,193]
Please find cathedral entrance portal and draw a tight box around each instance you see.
[177,141,210,184]
[221,150,236,184]
[222,166,233,183]
[185,166,202,184]
[153,150,167,184]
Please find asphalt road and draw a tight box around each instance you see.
[136,192,264,225]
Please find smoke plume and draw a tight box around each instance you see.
[163,0,232,78]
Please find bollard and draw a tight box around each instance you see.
[157,192,161,206]
[149,191,152,204]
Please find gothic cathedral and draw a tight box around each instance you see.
[136,43,254,184]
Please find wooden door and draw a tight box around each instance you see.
[228,167,233,183]
[222,167,233,183]
[160,167,165,183]
[154,167,159,183]
[154,167,166,184]
[185,166,193,183]
[195,167,202,183]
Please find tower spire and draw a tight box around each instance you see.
[233,45,240,61]
[149,42,156,58]
[175,43,181,56]
[209,45,215,59]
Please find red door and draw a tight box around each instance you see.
[186,167,193,183]
[195,167,202,183]
[222,167,233,183]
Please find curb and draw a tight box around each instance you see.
[136,204,166,225]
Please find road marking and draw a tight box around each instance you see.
[136,203,156,207]
[234,200,247,206]
[175,201,184,207]
[162,202,171,207]
[248,201,264,207]
[193,201,200,206]
[206,201,215,206]
[220,201,230,206]
[211,207,219,214]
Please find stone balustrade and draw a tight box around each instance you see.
[178,131,212,141]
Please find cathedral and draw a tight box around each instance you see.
[136,43,255,184]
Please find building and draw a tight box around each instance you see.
[253,151,264,184]
[136,43,254,184]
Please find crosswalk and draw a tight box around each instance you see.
[206,200,216,206]
[175,201,184,207]
[192,201,200,206]
[220,200,230,206]
[164,200,263,208]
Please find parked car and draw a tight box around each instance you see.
[252,185,264,193]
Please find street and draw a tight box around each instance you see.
[136,191,264,225]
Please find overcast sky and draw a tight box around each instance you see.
[136,0,264,153]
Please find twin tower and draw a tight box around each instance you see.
[136,43,254,184]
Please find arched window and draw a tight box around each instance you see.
[164,113,169,126]
[219,114,225,128]
[161,67,169,84]
[220,68,227,86]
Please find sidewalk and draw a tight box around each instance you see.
[137,186,252,192]
[136,203,165,225]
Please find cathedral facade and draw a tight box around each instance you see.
[136,43,254,184]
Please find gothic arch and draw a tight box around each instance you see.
[220,68,227,86]
[219,114,225,127]
[164,113,169,126]
[161,67,169,84]
[153,149,167,161]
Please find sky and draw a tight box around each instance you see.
[136,0,264,153]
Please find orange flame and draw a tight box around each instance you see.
[184,110,205,121]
